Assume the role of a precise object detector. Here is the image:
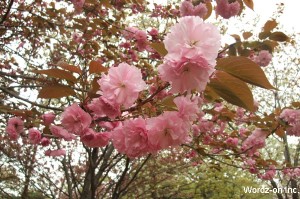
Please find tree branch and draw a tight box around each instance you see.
[0,0,14,25]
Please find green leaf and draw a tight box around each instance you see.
[33,69,77,83]
[38,85,76,98]
[216,56,275,89]
[208,71,254,111]
[269,32,289,42]
[150,42,168,56]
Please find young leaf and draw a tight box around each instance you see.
[33,69,77,83]
[203,2,212,20]
[243,0,254,10]
[242,32,253,40]
[150,42,168,56]
[269,32,289,42]
[57,61,82,74]
[216,56,275,89]
[38,85,76,98]
[89,60,108,74]
[208,71,255,111]
[263,20,278,32]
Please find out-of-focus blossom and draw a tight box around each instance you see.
[28,128,42,144]
[41,112,56,126]
[216,0,240,19]
[45,149,66,157]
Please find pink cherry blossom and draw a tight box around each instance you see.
[163,16,221,66]
[148,28,159,37]
[180,1,194,16]
[80,128,109,148]
[71,0,85,9]
[158,55,214,93]
[242,128,268,155]
[99,121,122,131]
[111,117,153,158]
[280,109,300,136]
[41,137,51,146]
[259,165,276,180]
[61,103,92,135]
[147,111,190,149]
[122,27,139,40]
[173,95,200,121]
[134,30,147,41]
[216,0,240,19]
[41,112,56,126]
[7,117,24,134]
[45,149,66,157]
[6,125,19,140]
[98,63,147,108]
[254,50,272,67]
[88,96,121,119]
[193,4,208,18]
[50,125,76,141]
[180,1,208,18]
[28,128,42,144]
[226,137,239,147]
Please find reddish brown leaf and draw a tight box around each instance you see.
[216,56,275,89]
[269,32,289,42]
[89,60,108,74]
[149,42,168,56]
[263,20,278,32]
[208,71,255,111]
[38,85,76,98]
[242,32,253,40]
[33,69,77,83]
[231,34,241,41]
[57,61,82,74]
[243,0,254,10]
[203,2,212,20]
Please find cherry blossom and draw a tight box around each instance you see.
[280,109,300,136]
[50,125,76,141]
[98,62,146,108]
[80,128,109,148]
[41,112,56,126]
[180,1,207,18]
[147,111,191,149]
[216,0,240,19]
[28,128,42,144]
[111,117,153,158]
[242,128,268,155]
[88,96,121,119]
[158,55,214,93]
[45,149,66,157]
[61,103,92,135]
[163,16,221,66]
[254,50,272,67]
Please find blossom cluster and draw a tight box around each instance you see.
[215,0,240,19]
[180,0,208,18]
[158,16,221,93]
[280,109,300,136]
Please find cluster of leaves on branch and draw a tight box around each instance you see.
[1,0,300,198]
